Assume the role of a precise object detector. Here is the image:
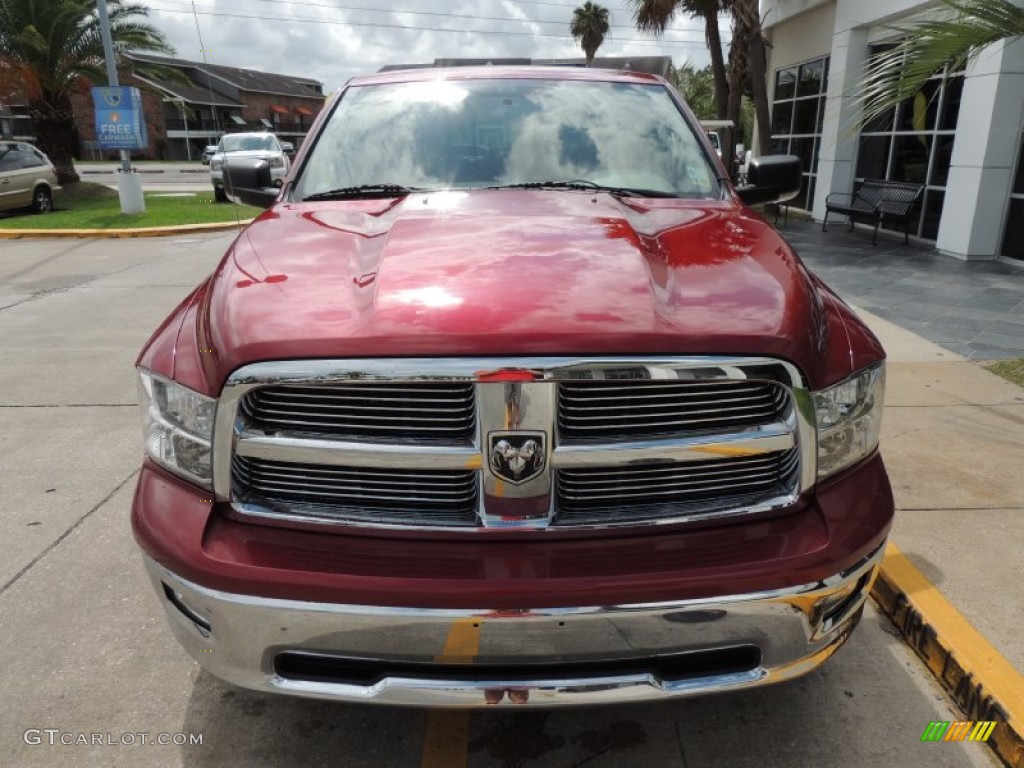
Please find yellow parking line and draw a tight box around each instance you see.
[420,618,481,768]
[436,618,483,662]
[872,541,1024,766]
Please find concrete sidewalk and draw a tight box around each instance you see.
[853,308,1024,764]
[860,308,1024,668]
[789,220,1024,763]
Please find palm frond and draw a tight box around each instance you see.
[628,0,680,34]
[0,0,175,101]
[856,0,1024,128]
[673,61,716,118]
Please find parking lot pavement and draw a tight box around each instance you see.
[0,234,1005,767]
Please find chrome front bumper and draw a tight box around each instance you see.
[144,543,884,707]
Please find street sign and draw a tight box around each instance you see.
[91,86,148,151]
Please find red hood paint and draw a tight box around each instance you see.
[195,190,828,390]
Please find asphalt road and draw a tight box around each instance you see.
[0,234,1000,768]
[76,161,212,192]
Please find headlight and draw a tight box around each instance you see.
[269,156,284,169]
[813,362,885,479]
[210,157,222,171]
[138,370,217,488]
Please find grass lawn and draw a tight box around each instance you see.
[986,358,1024,389]
[0,182,261,230]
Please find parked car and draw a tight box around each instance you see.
[200,145,218,165]
[706,130,722,158]
[134,66,892,708]
[0,142,59,214]
[209,132,288,201]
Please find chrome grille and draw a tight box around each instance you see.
[557,380,788,441]
[555,448,800,525]
[240,382,475,442]
[232,455,478,526]
[217,357,811,532]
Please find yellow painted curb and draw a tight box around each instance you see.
[0,220,253,239]
[872,541,1024,767]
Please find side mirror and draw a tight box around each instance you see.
[736,155,802,206]
[223,158,278,209]
[281,141,295,155]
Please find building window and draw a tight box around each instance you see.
[854,43,964,241]
[770,56,828,210]
[1002,128,1024,260]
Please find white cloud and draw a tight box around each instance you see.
[139,0,719,91]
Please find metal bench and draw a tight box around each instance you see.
[823,180,924,244]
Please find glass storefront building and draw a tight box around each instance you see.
[762,0,1024,262]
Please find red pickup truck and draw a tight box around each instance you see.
[133,66,892,707]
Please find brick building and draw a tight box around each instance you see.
[0,102,12,139]
[67,52,325,161]
[0,95,34,142]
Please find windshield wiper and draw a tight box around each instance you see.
[302,184,424,201]
[484,180,678,199]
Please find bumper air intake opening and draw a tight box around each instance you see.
[162,582,212,637]
[819,573,871,633]
[274,645,762,686]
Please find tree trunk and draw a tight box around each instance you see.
[27,94,80,185]
[703,7,730,119]
[748,27,772,157]
[725,17,749,179]
[730,0,771,155]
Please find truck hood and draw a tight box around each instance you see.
[200,190,828,387]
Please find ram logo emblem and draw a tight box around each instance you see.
[488,432,546,484]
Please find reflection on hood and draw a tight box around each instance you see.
[201,190,826,388]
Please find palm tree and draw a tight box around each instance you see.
[631,0,770,172]
[0,0,174,184]
[570,2,611,66]
[632,0,730,120]
[728,0,770,158]
[858,0,1024,129]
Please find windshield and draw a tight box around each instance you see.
[294,78,719,199]
[220,134,277,153]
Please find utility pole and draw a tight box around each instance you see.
[96,0,145,212]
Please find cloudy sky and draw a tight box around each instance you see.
[137,0,728,92]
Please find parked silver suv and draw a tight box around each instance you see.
[209,133,288,201]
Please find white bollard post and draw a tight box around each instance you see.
[116,169,146,214]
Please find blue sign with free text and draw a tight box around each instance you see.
[91,86,148,150]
